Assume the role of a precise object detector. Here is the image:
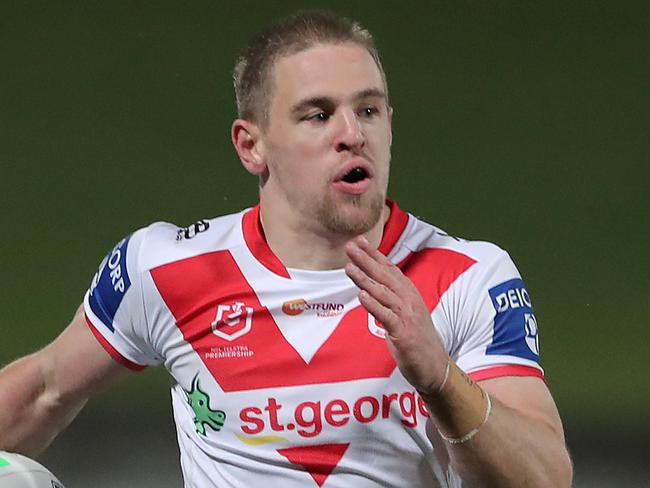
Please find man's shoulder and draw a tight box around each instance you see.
[400,214,523,302]
[402,213,509,267]
[128,208,250,272]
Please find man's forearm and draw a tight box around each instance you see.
[0,353,87,456]
[422,362,573,487]
[441,398,571,487]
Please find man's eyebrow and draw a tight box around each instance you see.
[354,88,387,101]
[290,96,335,115]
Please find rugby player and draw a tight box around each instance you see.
[0,11,572,487]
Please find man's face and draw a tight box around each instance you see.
[258,42,393,237]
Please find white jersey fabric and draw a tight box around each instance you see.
[83,201,544,488]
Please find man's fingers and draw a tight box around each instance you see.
[345,262,400,311]
[345,238,403,292]
[358,290,399,333]
[353,235,393,264]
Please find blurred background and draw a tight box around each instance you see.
[1,1,648,486]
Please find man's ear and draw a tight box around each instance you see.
[232,119,267,176]
[387,105,394,147]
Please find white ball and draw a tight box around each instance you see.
[0,451,64,488]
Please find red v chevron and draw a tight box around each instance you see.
[277,443,349,487]
[151,247,474,392]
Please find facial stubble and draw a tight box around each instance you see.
[316,190,386,237]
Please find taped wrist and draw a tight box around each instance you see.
[421,360,492,444]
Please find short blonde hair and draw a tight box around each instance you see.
[233,10,388,129]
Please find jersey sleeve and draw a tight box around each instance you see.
[83,227,164,370]
[447,247,544,382]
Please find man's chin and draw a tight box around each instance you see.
[317,193,385,237]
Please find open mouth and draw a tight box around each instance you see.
[333,163,373,195]
[341,166,369,184]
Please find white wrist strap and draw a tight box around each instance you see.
[438,392,492,445]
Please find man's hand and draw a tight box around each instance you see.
[344,236,448,396]
[345,235,573,487]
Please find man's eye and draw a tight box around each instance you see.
[307,112,329,122]
[359,107,378,118]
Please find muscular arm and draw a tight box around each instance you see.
[0,305,131,456]
[425,369,572,487]
[345,236,573,487]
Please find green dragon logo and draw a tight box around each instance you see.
[184,375,226,436]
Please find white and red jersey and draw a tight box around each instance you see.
[83,201,543,488]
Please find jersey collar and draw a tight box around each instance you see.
[242,199,409,279]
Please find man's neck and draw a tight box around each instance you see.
[259,201,390,271]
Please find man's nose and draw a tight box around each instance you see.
[334,109,365,152]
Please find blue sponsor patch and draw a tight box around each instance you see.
[486,278,539,361]
[88,235,132,332]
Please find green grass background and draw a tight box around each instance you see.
[1,0,648,460]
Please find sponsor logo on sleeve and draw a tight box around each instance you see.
[487,278,540,360]
[176,219,210,240]
[88,236,132,332]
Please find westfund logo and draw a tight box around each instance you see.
[282,299,344,317]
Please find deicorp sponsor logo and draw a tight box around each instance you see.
[487,278,539,360]
[238,390,429,441]
[88,235,132,331]
[282,299,345,317]
[493,283,532,312]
